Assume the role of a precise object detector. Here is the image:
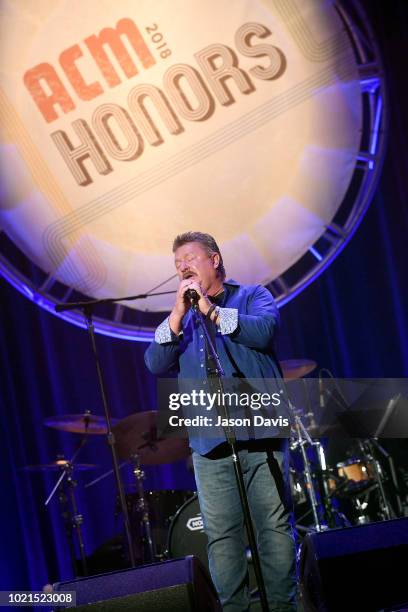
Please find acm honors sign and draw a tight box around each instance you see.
[0,1,361,311]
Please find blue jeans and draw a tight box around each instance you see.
[192,444,297,611]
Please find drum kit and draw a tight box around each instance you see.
[21,359,402,578]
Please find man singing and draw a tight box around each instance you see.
[145,232,296,611]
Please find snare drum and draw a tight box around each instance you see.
[336,458,374,494]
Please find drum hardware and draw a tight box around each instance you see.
[290,403,328,533]
[321,384,404,521]
[358,440,394,520]
[286,362,341,531]
[314,441,335,526]
[85,412,189,490]
[129,453,155,563]
[353,495,371,525]
[50,282,182,572]
[287,372,399,530]
[290,469,307,506]
[76,410,190,567]
[54,300,146,568]
[312,443,353,528]
[84,461,129,490]
[60,463,88,577]
[280,370,402,531]
[334,457,375,496]
[319,453,391,526]
[289,409,351,527]
[326,472,358,498]
[321,442,402,525]
[286,371,389,530]
[318,368,349,409]
[367,438,404,517]
[28,453,92,577]
[123,490,194,562]
[345,392,405,519]
[110,412,190,564]
[85,456,193,551]
[36,411,126,575]
[291,478,352,531]
[40,415,100,576]
[302,377,318,431]
[400,470,408,516]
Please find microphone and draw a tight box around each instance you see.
[185,288,200,304]
[318,374,325,409]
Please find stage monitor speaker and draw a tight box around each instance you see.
[53,555,220,611]
[300,517,408,611]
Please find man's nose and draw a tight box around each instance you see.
[180,260,189,271]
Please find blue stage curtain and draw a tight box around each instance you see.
[0,0,407,592]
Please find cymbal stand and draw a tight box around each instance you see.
[301,378,317,431]
[298,380,342,527]
[371,439,403,516]
[46,459,88,576]
[314,440,332,523]
[290,407,325,532]
[66,463,88,575]
[130,453,155,563]
[359,440,393,520]
[56,480,77,577]
[314,441,351,528]
[45,430,90,575]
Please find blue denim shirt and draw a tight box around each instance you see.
[144,281,284,454]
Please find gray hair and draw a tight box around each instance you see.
[172,231,226,280]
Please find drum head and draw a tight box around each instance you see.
[167,492,257,593]
[167,494,208,569]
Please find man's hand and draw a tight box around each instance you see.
[185,280,213,316]
[169,279,212,335]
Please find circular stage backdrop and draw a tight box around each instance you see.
[1,0,363,312]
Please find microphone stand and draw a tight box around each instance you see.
[56,287,177,569]
[190,300,269,612]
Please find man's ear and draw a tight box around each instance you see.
[213,253,220,270]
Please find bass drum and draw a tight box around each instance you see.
[167,494,256,591]
[166,494,208,569]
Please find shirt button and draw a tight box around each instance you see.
[200,335,203,338]
[203,380,207,385]
[200,364,204,368]
[200,348,204,352]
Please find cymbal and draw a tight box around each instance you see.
[112,411,189,465]
[280,359,317,381]
[44,413,119,434]
[22,460,98,472]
